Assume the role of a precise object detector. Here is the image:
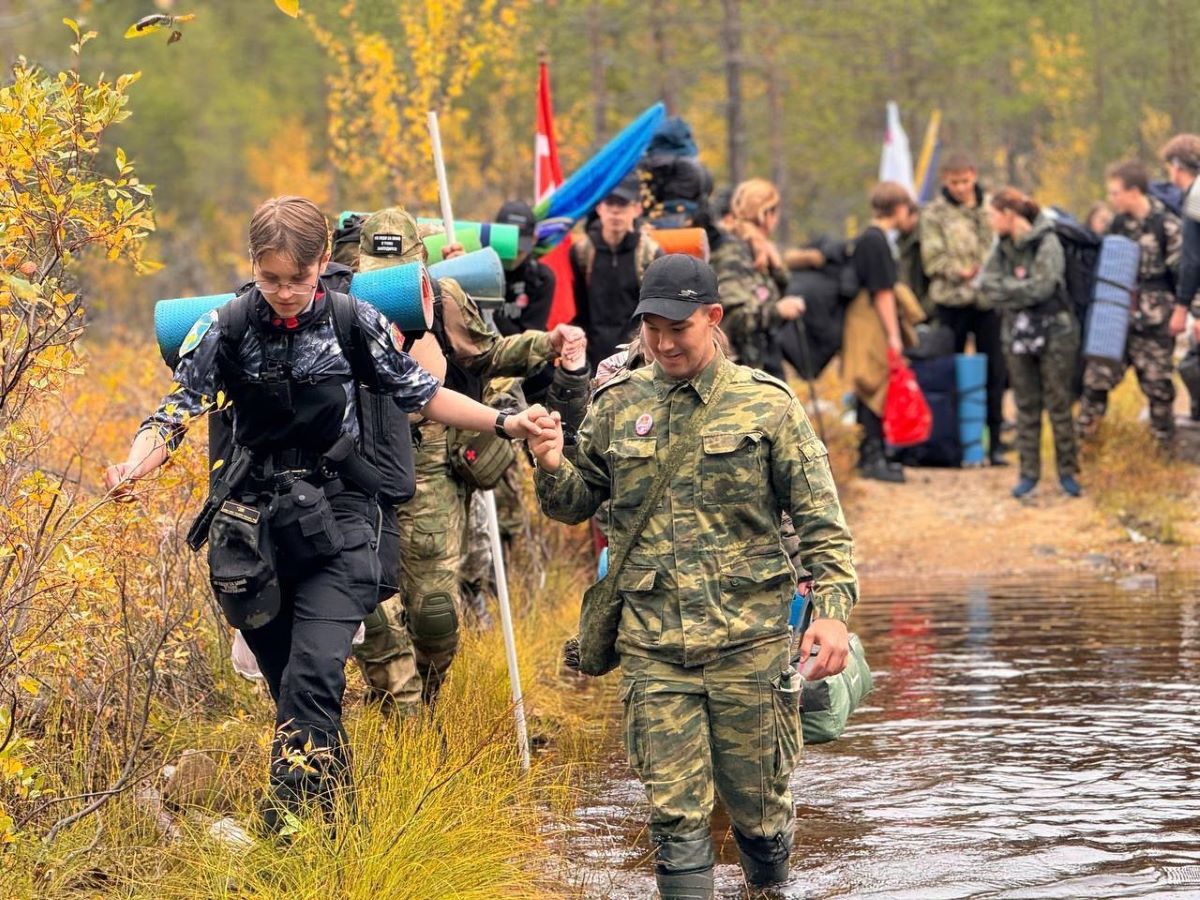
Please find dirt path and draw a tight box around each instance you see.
[844,461,1200,579]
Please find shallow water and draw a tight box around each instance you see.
[564,573,1200,898]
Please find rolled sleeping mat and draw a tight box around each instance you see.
[336,211,521,263]
[418,219,521,264]
[154,263,435,366]
[427,247,506,300]
[650,227,710,262]
[955,353,987,465]
[1083,234,1140,364]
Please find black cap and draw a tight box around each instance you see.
[496,200,536,254]
[633,253,719,321]
[602,172,641,205]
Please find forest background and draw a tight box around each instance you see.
[6,0,1200,328]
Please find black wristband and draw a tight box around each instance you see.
[493,412,510,438]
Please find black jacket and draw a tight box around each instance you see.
[571,220,646,370]
[496,256,555,336]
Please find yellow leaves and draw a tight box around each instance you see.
[275,0,302,17]
[16,676,39,697]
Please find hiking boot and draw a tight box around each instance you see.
[1011,477,1038,499]
[989,447,1010,467]
[859,459,905,483]
[1059,475,1082,498]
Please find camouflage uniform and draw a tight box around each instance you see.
[921,188,1008,448]
[1077,197,1183,444]
[980,216,1079,481]
[709,235,789,374]
[349,209,555,710]
[536,351,857,891]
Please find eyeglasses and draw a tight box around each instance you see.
[254,279,317,295]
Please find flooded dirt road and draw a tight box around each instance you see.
[564,573,1200,899]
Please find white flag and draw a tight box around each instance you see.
[879,101,915,196]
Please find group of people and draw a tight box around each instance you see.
[98,128,1199,898]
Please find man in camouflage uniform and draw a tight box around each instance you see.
[349,207,578,711]
[921,152,1008,465]
[530,254,858,899]
[1077,161,1183,445]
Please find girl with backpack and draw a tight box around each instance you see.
[981,188,1081,499]
[103,196,548,833]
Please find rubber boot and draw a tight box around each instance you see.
[733,826,792,887]
[654,825,715,900]
[655,868,714,900]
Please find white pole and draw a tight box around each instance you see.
[427,110,457,246]
[427,108,530,772]
[482,487,531,772]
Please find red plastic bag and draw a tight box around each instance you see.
[883,352,932,448]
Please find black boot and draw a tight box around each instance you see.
[733,827,792,887]
[655,825,715,900]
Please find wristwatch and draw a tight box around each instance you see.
[493,411,510,438]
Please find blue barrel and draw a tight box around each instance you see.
[1083,234,1140,364]
[955,353,987,465]
[427,247,506,301]
[154,263,434,366]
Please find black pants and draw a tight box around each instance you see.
[240,492,381,819]
[937,305,1008,445]
[857,399,884,465]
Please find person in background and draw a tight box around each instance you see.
[981,188,1080,499]
[921,152,1007,466]
[493,200,555,336]
[1077,160,1182,447]
[1085,201,1114,238]
[843,182,924,484]
[709,178,805,377]
[571,172,662,371]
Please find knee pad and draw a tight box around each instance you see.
[653,825,715,876]
[409,591,459,650]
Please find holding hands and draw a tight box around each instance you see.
[527,410,565,473]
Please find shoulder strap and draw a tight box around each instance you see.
[328,291,379,388]
[603,363,734,590]
[216,291,254,351]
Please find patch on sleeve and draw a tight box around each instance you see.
[179,309,216,357]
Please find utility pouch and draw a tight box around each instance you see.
[446,426,516,491]
[208,500,280,630]
[268,479,344,561]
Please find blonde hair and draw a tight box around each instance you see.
[729,178,784,273]
[248,196,330,266]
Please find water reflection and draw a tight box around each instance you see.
[563,574,1200,898]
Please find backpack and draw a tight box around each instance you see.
[331,213,366,268]
[1046,210,1102,324]
[571,231,660,288]
[209,269,416,509]
[639,116,712,227]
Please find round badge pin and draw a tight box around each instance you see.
[635,413,654,436]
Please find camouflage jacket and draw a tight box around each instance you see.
[710,235,789,369]
[1109,196,1183,330]
[920,187,993,310]
[414,276,555,430]
[979,215,1065,313]
[535,351,858,667]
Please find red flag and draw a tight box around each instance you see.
[536,61,576,328]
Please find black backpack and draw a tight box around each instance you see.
[208,268,416,508]
[1046,211,1102,325]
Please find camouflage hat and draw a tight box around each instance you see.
[359,206,427,271]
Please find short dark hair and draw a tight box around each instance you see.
[1105,160,1149,194]
[940,151,976,175]
[870,181,914,218]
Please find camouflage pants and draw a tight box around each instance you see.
[353,430,466,709]
[619,639,800,875]
[1002,311,1080,481]
[461,463,528,588]
[1078,326,1176,443]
